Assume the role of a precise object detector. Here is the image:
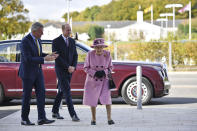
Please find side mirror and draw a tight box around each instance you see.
[74,32,78,40]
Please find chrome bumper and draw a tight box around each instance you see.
[163,81,171,95]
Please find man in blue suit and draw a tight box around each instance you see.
[51,23,80,121]
[19,22,58,125]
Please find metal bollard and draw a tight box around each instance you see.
[168,42,173,71]
[137,66,142,110]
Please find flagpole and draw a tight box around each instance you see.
[173,6,175,36]
[165,4,182,36]
[189,1,191,40]
[67,0,70,24]
[70,17,72,31]
[151,4,153,24]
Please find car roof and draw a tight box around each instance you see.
[0,40,92,52]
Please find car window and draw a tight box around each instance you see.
[42,43,54,63]
[77,46,87,63]
[41,43,87,63]
[0,42,18,62]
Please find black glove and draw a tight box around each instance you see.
[100,70,106,77]
[94,70,106,78]
[94,71,102,78]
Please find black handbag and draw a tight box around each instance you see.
[108,70,116,89]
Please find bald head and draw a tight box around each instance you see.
[62,23,71,37]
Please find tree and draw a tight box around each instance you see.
[89,6,101,21]
[63,0,197,21]
[88,25,104,40]
[0,0,30,40]
[62,11,80,22]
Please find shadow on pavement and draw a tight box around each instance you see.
[149,97,197,105]
[0,110,18,119]
[0,97,126,106]
[1,97,197,106]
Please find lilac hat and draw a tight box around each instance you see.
[91,38,108,48]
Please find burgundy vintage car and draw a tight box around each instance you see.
[0,40,170,105]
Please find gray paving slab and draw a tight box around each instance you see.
[0,105,197,131]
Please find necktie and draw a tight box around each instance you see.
[35,39,40,56]
[66,38,69,47]
[35,39,41,68]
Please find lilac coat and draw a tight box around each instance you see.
[83,50,113,107]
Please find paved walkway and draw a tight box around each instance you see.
[0,105,196,131]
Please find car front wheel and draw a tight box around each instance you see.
[121,77,153,105]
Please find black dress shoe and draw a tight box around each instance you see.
[108,120,115,125]
[91,121,96,125]
[37,119,55,125]
[21,120,35,126]
[52,113,64,119]
[72,115,80,122]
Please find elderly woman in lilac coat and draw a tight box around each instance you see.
[83,38,115,125]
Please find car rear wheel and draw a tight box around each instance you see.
[121,77,153,105]
[0,84,5,104]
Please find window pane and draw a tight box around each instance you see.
[77,47,87,63]
[42,43,54,63]
[41,44,87,63]
[0,43,17,62]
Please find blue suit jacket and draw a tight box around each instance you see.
[52,35,78,70]
[18,33,47,80]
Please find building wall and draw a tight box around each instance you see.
[42,25,62,40]
[11,21,177,41]
[105,21,172,41]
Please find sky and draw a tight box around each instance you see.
[21,0,112,21]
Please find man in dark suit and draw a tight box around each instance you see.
[51,23,80,121]
[19,22,58,125]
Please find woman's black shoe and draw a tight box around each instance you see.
[91,121,96,125]
[108,120,115,125]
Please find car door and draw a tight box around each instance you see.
[41,42,57,97]
[70,46,87,97]
[0,41,21,98]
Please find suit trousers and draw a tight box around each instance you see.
[21,68,46,121]
[52,68,76,117]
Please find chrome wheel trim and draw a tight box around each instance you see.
[126,81,148,102]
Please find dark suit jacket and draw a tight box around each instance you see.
[18,33,47,79]
[52,35,78,70]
